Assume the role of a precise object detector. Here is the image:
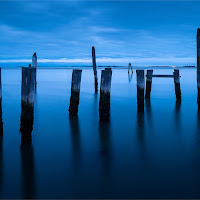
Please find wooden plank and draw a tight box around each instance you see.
[146,74,175,78]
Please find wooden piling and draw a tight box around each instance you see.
[92,46,98,92]
[21,67,36,105]
[99,69,112,121]
[69,70,82,116]
[145,70,153,99]
[20,67,36,145]
[32,52,37,88]
[136,70,145,112]
[174,69,181,102]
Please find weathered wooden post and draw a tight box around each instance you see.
[136,70,145,112]
[32,52,37,88]
[20,68,36,197]
[197,29,200,109]
[145,70,153,99]
[20,67,36,145]
[174,69,181,102]
[69,70,82,116]
[92,46,98,92]
[99,69,112,121]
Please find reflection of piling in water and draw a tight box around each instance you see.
[145,99,153,130]
[99,69,112,121]
[137,112,145,143]
[99,122,111,189]
[174,69,181,102]
[69,70,82,116]
[145,70,153,99]
[175,100,181,132]
[20,144,35,199]
[128,72,133,83]
[92,46,98,92]
[20,67,36,145]
[32,52,37,88]
[69,116,81,165]
[197,29,200,110]
[136,70,145,112]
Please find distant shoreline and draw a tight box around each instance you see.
[0,65,195,69]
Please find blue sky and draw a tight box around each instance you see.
[0,0,199,66]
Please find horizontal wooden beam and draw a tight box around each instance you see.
[146,74,175,78]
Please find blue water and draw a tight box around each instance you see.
[0,67,200,198]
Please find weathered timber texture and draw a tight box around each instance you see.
[145,70,153,99]
[92,46,98,92]
[99,69,112,121]
[21,67,36,105]
[69,70,82,116]
[32,52,37,88]
[174,69,181,102]
[20,67,36,145]
[136,70,145,112]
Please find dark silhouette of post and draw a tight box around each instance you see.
[69,70,82,116]
[20,144,35,199]
[32,52,37,88]
[92,46,98,92]
[136,70,145,112]
[145,70,153,99]
[0,70,1,101]
[197,29,200,110]
[69,116,81,167]
[128,63,133,74]
[20,67,36,145]
[0,68,3,136]
[174,69,181,102]
[0,68,3,197]
[20,67,36,198]
[99,69,112,121]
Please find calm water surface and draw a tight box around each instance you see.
[0,67,200,199]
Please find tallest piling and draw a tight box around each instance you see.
[197,29,200,110]
[92,46,98,92]
[32,52,37,88]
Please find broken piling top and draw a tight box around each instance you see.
[146,70,153,81]
[100,70,112,94]
[136,70,145,89]
[71,69,82,92]
[174,69,180,84]
[32,52,37,68]
[21,67,36,105]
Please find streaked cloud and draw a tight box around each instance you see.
[0,1,199,65]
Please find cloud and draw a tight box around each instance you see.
[0,56,195,65]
